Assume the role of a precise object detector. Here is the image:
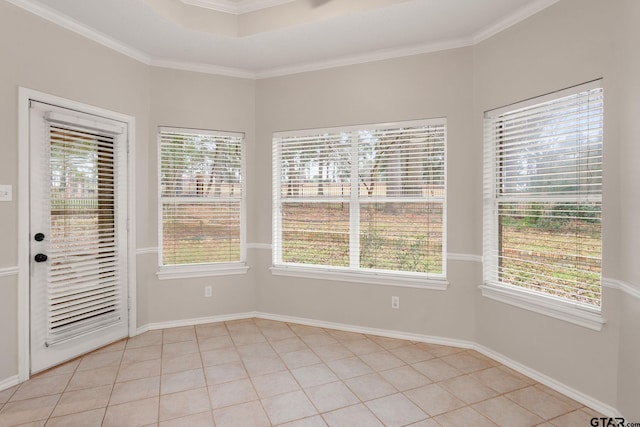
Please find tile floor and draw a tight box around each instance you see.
[0,318,603,427]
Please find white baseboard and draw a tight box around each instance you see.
[2,310,620,417]
[0,375,20,392]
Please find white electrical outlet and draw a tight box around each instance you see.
[391,296,400,309]
[205,286,212,297]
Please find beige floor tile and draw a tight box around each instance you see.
[289,324,326,337]
[45,408,105,427]
[440,374,499,404]
[243,355,287,377]
[321,403,384,427]
[91,340,127,355]
[195,323,228,339]
[31,359,79,379]
[270,337,309,355]
[198,334,235,352]
[229,332,267,346]
[434,406,498,427]
[261,390,317,425]
[427,345,466,358]
[325,330,365,343]
[200,348,241,367]
[506,385,579,420]
[390,345,434,364]
[277,414,328,427]
[51,385,112,417]
[359,351,405,371]
[281,349,322,369]
[116,358,161,383]
[102,396,159,427]
[368,336,407,350]
[0,385,18,405]
[259,326,297,341]
[159,387,211,422]
[441,352,494,374]
[161,368,206,395]
[291,364,339,389]
[305,381,359,413]
[208,378,258,409]
[470,366,529,394]
[252,371,300,399]
[0,394,59,427]
[10,374,72,402]
[533,384,582,410]
[404,383,465,416]
[162,340,199,358]
[344,373,398,402]
[549,409,600,427]
[161,352,203,374]
[237,342,277,359]
[379,365,432,391]
[365,393,428,427]
[158,410,214,427]
[326,357,373,380]
[121,345,162,364]
[301,334,338,348]
[412,359,463,382]
[110,376,160,406]
[163,326,196,344]
[213,400,270,427]
[66,366,119,392]
[125,331,163,349]
[407,418,441,427]
[204,361,248,385]
[341,339,383,356]
[76,350,123,372]
[311,344,353,362]
[473,396,544,427]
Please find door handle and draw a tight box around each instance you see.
[34,253,48,263]
[34,233,45,241]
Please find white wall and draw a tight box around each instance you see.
[0,0,638,418]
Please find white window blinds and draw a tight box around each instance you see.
[273,119,446,278]
[483,81,603,308]
[159,127,245,266]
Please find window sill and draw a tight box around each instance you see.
[270,265,448,290]
[158,263,249,280]
[480,283,605,331]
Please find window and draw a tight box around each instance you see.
[158,127,246,278]
[483,81,603,328]
[272,119,446,286]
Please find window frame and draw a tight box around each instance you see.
[272,119,448,289]
[482,80,605,330]
[157,126,248,280]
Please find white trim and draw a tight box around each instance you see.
[137,312,256,334]
[136,247,158,256]
[247,243,272,250]
[602,277,640,300]
[270,266,448,290]
[252,312,618,416]
[17,87,137,382]
[480,284,605,331]
[4,0,151,66]
[0,375,20,392]
[447,253,482,263]
[6,0,558,80]
[180,0,295,14]
[475,344,620,417]
[157,263,249,280]
[472,0,561,44]
[0,266,19,278]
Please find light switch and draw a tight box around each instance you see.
[0,185,13,201]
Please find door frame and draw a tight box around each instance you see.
[17,87,137,381]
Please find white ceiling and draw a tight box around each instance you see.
[7,0,559,78]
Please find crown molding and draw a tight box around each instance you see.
[4,0,151,65]
[180,0,295,14]
[472,0,560,44]
[7,0,559,79]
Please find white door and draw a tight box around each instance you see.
[29,101,129,374]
